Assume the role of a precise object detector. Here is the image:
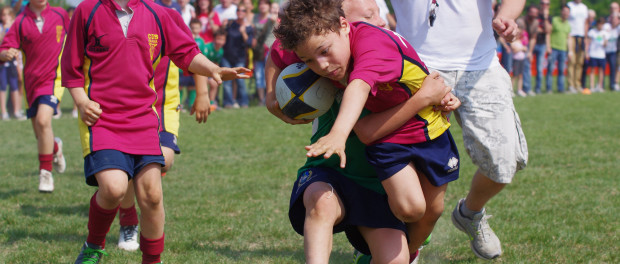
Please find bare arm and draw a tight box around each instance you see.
[188,53,250,84]
[493,0,526,42]
[190,74,210,123]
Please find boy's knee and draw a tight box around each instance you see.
[392,203,426,223]
[372,252,410,264]
[303,183,341,221]
[98,185,127,204]
[139,190,163,209]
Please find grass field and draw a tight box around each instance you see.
[0,91,619,263]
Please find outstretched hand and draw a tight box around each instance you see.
[305,133,347,168]
[215,67,252,84]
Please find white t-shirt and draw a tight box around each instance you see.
[391,0,499,71]
[213,4,237,23]
[180,4,195,28]
[567,1,588,37]
[603,23,619,53]
[587,28,608,59]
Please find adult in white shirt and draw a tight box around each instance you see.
[178,0,195,27]
[604,14,620,91]
[566,0,589,92]
[390,0,528,260]
[213,0,237,26]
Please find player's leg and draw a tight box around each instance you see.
[76,167,129,263]
[208,77,219,110]
[118,180,140,251]
[161,146,175,174]
[30,102,56,192]
[405,169,447,252]
[381,163,426,223]
[133,162,165,263]
[303,181,345,264]
[356,227,409,264]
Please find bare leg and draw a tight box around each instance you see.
[303,181,344,264]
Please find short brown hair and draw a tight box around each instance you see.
[273,0,345,51]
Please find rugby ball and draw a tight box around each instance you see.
[275,63,338,120]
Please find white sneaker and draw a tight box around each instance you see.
[517,90,527,97]
[53,137,66,173]
[14,112,26,121]
[72,109,79,118]
[526,91,536,97]
[53,110,61,119]
[1,113,9,120]
[38,169,54,193]
[118,225,140,251]
[451,198,502,260]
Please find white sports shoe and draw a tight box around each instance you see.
[53,137,66,173]
[451,198,502,260]
[118,225,140,251]
[38,169,54,193]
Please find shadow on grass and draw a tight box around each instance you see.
[20,203,89,218]
[0,188,28,200]
[3,228,85,245]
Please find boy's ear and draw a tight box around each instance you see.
[340,16,350,34]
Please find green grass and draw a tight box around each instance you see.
[1,91,619,263]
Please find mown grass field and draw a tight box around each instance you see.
[0,91,618,263]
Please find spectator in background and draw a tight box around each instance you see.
[604,12,619,91]
[512,18,529,97]
[580,9,597,91]
[523,5,539,96]
[214,0,237,27]
[546,4,572,93]
[178,0,195,27]
[533,0,552,94]
[196,0,221,44]
[375,0,396,30]
[567,0,588,93]
[609,2,619,23]
[206,29,227,110]
[222,5,253,108]
[585,17,608,94]
[251,0,276,106]
[496,2,513,76]
[0,6,23,120]
[155,0,182,14]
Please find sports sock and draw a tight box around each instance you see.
[179,89,185,104]
[38,154,53,171]
[409,249,419,263]
[188,90,196,108]
[140,233,164,264]
[119,204,139,226]
[53,141,59,155]
[87,192,120,247]
[459,200,482,219]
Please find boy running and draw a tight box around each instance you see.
[0,0,68,193]
[61,0,248,263]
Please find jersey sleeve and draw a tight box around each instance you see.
[61,5,87,88]
[348,25,406,96]
[161,10,201,72]
[268,38,302,69]
[0,16,22,51]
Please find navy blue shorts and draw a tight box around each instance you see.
[159,131,180,154]
[26,95,59,118]
[366,131,460,186]
[83,149,165,186]
[289,167,407,255]
[0,63,18,92]
[179,75,195,87]
[589,58,606,68]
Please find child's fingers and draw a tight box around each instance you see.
[339,151,346,168]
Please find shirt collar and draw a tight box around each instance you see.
[101,0,142,12]
[23,3,51,19]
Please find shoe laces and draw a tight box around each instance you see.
[121,226,137,241]
[472,214,493,241]
[81,247,108,264]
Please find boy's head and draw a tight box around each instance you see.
[596,16,606,29]
[189,18,202,36]
[213,28,227,49]
[1,7,15,23]
[273,0,351,81]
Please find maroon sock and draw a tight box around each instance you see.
[140,233,164,264]
[409,249,420,263]
[53,141,59,155]
[38,154,53,171]
[119,205,139,226]
[86,192,120,248]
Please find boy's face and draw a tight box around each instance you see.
[190,23,201,35]
[295,18,351,81]
[214,35,226,49]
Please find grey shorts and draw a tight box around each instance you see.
[430,66,528,183]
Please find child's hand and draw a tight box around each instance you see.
[433,93,461,117]
[305,133,347,168]
[265,98,313,125]
[493,16,519,42]
[0,48,18,61]
[78,100,102,126]
[215,67,252,84]
[191,93,211,123]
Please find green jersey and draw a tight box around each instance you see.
[551,16,571,51]
[203,42,224,65]
[180,36,207,75]
[297,98,385,194]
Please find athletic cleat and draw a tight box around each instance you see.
[75,242,107,264]
[118,225,139,251]
[451,198,502,260]
[53,137,66,173]
[38,169,54,193]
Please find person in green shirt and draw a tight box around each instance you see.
[203,28,226,110]
[546,4,572,93]
[178,18,208,109]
